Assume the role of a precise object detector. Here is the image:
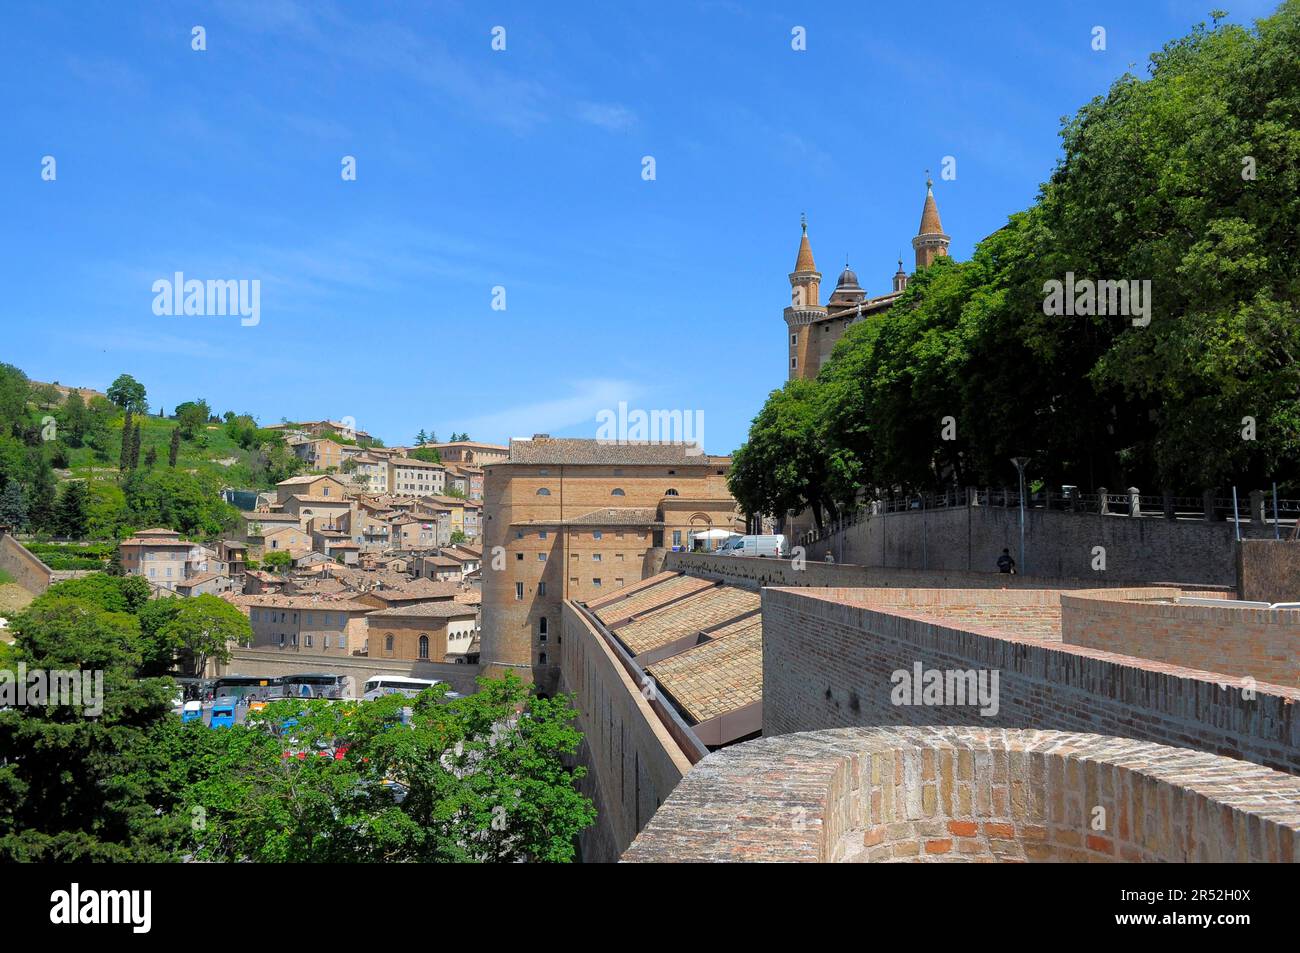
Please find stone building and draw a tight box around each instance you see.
[786,178,950,382]
[478,437,741,693]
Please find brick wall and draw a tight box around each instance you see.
[806,504,1275,586]
[559,600,694,862]
[0,533,53,594]
[761,586,1300,774]
[1061,588,1300,689]
[623,727,1300,863]
[1238,540,1300,602]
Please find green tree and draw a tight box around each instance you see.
[119,409,134,473]
[168,427,180,468]
[410,447,442,464]
[174,400,211,440]
[0,482,27,530]
[155,594,250,677]
[0,364,30,436]
[450,530,467,544]
[730,379,839,531]
[416,429,428,445]
[59,391,89,446]
[52,480,90,539]
[0,597,180,861]
[106,374,148,414]
[261,550,291,571]
[182,674,594,862]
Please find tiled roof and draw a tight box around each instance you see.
[366,602,479,619]
[506,438,716,465]
[614,586,760,657]
[175,571,229,587]
[646,619,763,723]
[592,573,716,624]
[228,594,373,611]
[120,538,196,548]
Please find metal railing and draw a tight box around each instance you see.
[796,486,1300,549]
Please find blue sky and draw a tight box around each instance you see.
[1,0,1281,453]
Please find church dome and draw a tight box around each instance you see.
[836,266,861,289]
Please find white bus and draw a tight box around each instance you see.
[363,675,442,701]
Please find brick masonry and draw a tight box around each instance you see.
[762,586,1300,774]
[1238,540,1300,602]
[1061,588,1300,689]
[559,600,694,862]
[622,727,1300,862]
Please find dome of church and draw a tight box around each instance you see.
[836,266,861,289]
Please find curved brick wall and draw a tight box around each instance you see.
[622,727,1300,863]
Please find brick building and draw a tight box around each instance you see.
[479,436,741,692]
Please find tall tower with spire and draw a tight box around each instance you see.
[912,176,950,270]
[785,214,827,379]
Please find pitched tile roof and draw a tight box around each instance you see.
[645,618,763,723]
[613,586,760,657]
[506,438,717,465]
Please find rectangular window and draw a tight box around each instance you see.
[538,553,547,561]
[791,357,798,369]
[339,634,347,649]
[323,635,330,649]
[592,553,602,562]
[791,333,798,345]
[538,582,546,597]
[593,577,602,587]
[539,530,548,539]
[592,530,603,540]
[515,582,524,600]
[539,617,548,635]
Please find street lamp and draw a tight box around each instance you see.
[1010,456,1030,575]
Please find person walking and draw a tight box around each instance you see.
[997,548,1016,574]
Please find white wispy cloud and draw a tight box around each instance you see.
[575,101,637,132]
[454,378,649,443]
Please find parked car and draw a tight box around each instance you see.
[181,700,204,724]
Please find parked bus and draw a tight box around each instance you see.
[211,675,284,702]
[363,675,441,701]
[283,673,347,699]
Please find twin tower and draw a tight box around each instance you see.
[785,178,950,381]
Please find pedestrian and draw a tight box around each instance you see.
[997,548,1016,574]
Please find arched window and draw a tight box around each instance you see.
[536,487,551,496]
[665,488,679,496]
[611,488,625,496]
[418,634,429,659]
[384,633,394,652]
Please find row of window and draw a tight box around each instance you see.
[253,609,349,625]
[535,487,677,497]
[515,530,644,541]
[276,632,347,649]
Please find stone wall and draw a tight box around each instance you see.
[761,586,1300,774]
[663,550,1229,594]
[0,533,53,595]
[1061,589,1300,689]
[622,728,1300,863]
[805,505,1273,587]
[558,600,695,862]
[1238,540,1300,602]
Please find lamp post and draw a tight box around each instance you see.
[1010,456,1030,575]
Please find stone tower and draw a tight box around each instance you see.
[912,177,950,270]
[784,214,827,380]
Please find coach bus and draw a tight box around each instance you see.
[282,673,348,699]
[210,675,284,702]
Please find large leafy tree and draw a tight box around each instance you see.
[181,674,595,862]
[155,594,252,677]
[106,374,148,414]
[0,597,180,861]
[730,378,839,530]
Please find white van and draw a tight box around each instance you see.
[718,534,787,558]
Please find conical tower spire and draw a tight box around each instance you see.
[912,175,951,270]
[794,212,816,273]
